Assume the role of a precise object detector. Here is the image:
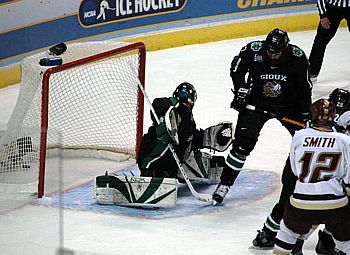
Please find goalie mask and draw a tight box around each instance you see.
[173,82,197,108]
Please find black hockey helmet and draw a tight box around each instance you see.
[265,28,290,53]
[173,82,197,106]
[329,88,350,115]
[310,99,336,127]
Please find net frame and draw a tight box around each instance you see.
[38,42,146,198]
[0,41,146,198]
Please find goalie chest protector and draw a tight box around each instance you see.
[94,175,177,208]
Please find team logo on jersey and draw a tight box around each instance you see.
[292,46,304,57]
[250,41,263,51]
[263,81,282,97]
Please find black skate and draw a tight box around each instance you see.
[252,229,275,249]
[315,230,345,255]
[291,239,304,255]
[212,183,230,204]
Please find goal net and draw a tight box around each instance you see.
[0,41,146,197]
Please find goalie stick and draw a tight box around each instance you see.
[246,104,306,128]
[136,80,213,203]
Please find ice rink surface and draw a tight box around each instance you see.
[0,28,349,255]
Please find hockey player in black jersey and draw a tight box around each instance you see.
[211,28,313,253]
[329,88,350,119]
[328,88,350,135]
[137,82,233,179]
[137,82,203,178]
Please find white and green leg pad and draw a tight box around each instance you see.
[178,150,225,184]
[94,175,177,208]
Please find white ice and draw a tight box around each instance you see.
[0,28,349,255]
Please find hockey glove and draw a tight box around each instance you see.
[203,122,234,152]
[231,88,251,112]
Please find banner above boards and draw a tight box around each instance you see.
[78,0,315,28]
[1,0,316,68]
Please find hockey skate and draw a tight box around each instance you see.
[212,183,230,204]
[291,239,304,255]
[252,229,275,249]
[315,230,345,255]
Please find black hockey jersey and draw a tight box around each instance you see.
[230,41,313,114]
[137,97,203,177]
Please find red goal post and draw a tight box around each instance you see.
[0,41,146,198]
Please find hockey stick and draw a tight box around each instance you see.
[246,104,306,128]
[136,80,213,203]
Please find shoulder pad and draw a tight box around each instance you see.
[169,97,179,106]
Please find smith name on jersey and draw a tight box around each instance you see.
[289,128,350,210]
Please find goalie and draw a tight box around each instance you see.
[137,82,234,183]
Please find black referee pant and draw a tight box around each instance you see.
[309,4,350,76]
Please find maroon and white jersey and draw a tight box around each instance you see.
[289,127,350,210]
[337,110,350,132]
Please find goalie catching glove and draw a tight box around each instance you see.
[202,122,234,152]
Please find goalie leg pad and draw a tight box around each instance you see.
[203,122,234,152]
[94,175,177,208]
[209,155,225,184]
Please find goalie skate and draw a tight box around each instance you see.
[94,174,177,208]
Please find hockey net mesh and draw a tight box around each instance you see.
[0,41,144,192]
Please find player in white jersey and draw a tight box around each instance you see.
[337,110,350,134]
[301,88,350,255]
[273,99,350,255]
[329,88,350,134]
